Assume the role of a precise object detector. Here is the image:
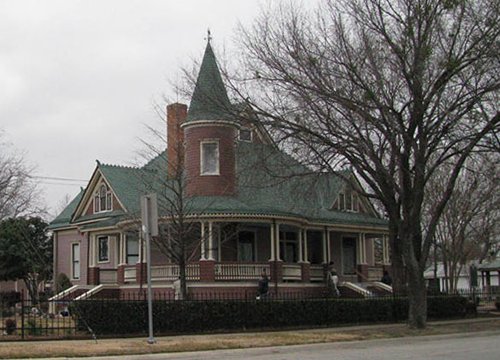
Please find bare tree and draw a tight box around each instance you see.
[137,104,238,299]
[427,154,499,292]
[0,133,42,220]
[232,0,500,328]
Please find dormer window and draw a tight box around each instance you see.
[337,192,359,212]
[94,183,112,213]
[200,140,219,175]
[239,128,252,142]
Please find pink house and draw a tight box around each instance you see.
[49,40,390,300]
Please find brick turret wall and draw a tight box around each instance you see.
[184,124,237,197]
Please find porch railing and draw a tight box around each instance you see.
[215,263,270,280]
[124,267,136,282]
[282,264,302,281]
[310,265,325,282]
[99,269,117,284]
[151,264,200,281]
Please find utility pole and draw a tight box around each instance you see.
[141,194,158,345]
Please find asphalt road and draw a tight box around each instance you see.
[49,331,500,360]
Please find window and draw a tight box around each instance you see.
[98,236,109,262]
[337,192,359,212]
[126,233,139,265]
[239,128,252,142]
[238,231,256,262]
[338,193,345,210]
[200,141,219,175]
[71,243,80,280]
[279,231,298,263]
[94,183,112,213]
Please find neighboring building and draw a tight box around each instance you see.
[424,261,499,292]
[49,39,390,299]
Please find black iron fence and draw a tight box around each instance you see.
[0,287,496,341]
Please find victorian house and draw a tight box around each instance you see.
[49,39,390,300]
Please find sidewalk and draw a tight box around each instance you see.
[1,316,499,359]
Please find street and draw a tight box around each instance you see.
[49,330,500,360]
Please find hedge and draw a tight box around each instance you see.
[70,295,470,336]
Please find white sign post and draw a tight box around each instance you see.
[141,194,158,345]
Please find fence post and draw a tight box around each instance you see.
[21,290,25,340]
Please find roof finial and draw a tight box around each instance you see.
[205,28,212,43]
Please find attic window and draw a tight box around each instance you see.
[337,192,359,212]
[94,184,112,213]
[239,128,252,142]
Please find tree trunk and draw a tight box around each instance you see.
[407,269,427,329]
[389,223,406,294]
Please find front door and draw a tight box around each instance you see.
[342,237,357,275]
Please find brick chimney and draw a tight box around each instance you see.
[167,103,188,179]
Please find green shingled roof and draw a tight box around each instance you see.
[48,188,85,229]
[51,140,386,230]
[185,41,233,122]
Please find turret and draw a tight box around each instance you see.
[182,37,238,197]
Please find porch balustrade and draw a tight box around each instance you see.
[215,263,270,280]
[150,264,201,281]
[310,265,325,282]
[124,266,136,281]
[282,264,302,281]
[99,269,117,284]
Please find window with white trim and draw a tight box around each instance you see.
[98,236,109,262]
[126,233,139,265]
[200,141,219,175]
[94,183,112,213]
[71,243,80,280]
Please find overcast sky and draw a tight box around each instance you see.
[0,0,269,219]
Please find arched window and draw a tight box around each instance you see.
[94,183,112,213]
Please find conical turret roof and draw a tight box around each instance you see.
[185,40,233,123]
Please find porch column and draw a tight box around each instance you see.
[357,233,367,264]
[269,223,275,261]
[322,228,328,264]
[298,228,303,262]
[89,235,95,267]
[383,235,390,264]
[303,229,309,263]
[326,228,331,263]
[200,222,206,260]
[357,233,368,282]
[207,221,214,260]
[275,222,281,261]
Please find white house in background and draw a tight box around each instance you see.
[424,261,499,291]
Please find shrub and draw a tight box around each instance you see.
[5,319,16,335]
[55,273,72,293]
[70,295,469,336]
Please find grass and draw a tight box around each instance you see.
[0,317,498,359]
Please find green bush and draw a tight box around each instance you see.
[70,295,470,336]
[55,273,72,293]
[4,319,16,335]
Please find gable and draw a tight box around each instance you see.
[72,166,126,222]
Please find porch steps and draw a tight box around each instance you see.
[49,285,94,302]
[340,282,393,298]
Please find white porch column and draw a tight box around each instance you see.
[303,229,309,263]
[200,222,206,260]
[207,221,214,260]
[298,228,303,262]
[383,235,390,264]
[275,222,281,261]
[326,229,331,263]
[120,234,126,265]
[357,233,367,264]
[322,229,328,264]
[269,223,276,261]
[89,235,95,267]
